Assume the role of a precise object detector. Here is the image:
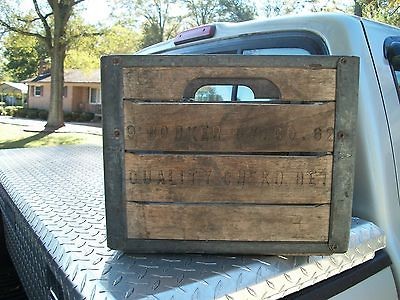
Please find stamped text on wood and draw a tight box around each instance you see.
[125,154,333,204]
[124,102,335,152]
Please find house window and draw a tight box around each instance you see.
[63,86,68,98]
[34,86,43,97]
[89,88,101,104]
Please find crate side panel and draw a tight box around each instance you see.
[123,102,335,152]
[126,202,330,242]
[123,67,336,101]
[124,153,333,204]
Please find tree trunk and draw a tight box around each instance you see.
[354,1,363,17]
[45,0,73,130]
[46,44,65,130]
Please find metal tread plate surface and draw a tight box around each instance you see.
[0,145,385,300]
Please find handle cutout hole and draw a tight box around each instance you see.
[184,78,281,102]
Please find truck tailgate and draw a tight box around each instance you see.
[0,145,386,299]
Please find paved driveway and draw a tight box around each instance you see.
[0,116,102,136]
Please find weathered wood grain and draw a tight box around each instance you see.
[125,153,333,204]
[126,202,330,241]
[124,102,335,152]
[123,67,336,101]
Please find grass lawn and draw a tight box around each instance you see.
[0,123,102,149]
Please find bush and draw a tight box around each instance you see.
[0,102,6,107]
[0,106,26,117]
[38,110,48,120]
[15,108,28,118]
[64,112,72,122]
[4,106,18,117]
[26,109,39,119]
[79,112,95,122]
[71,112,80,121]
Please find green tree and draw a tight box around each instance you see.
[180,0,220,26]
[2,31,47,81]
[65,24,141,69]
[139,0,182,48]
[114,0,182,48]
[217,0,256,22]
[263,0,349,17]
[182,0,256,26]
[0,0,87,129]
[354,0,400,26]
[64,17,102,70]
[264,0,316,17]
[98,25,141,55]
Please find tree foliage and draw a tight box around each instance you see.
[115,0,181,48]
[0,0,86,129]
[217,0,257,22]
[354,0,400,26]
[262,0,399,27]
[264,0,349,17]
[181,0,220,26]
[2,31,47,81]
[65,23,140,69]
[182,0,257,26]
[264,0,316,17]
[115,0,257,48]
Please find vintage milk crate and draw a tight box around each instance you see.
[101,55,359,255]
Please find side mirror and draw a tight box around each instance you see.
[384,37,400,70]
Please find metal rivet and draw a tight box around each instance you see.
[329,243,338,251]
[114,129,120,138]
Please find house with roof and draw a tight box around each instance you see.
[0,82,28,105]
[25,69,101,115]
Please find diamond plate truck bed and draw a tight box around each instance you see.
[0,145,385,299]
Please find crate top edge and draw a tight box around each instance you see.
[101,54,359,69]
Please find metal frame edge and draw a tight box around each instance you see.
[329,56,360,252]
[101,55,127,249]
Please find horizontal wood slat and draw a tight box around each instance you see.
[126,202,330,242]
[123,67,336,101]
[124,102,335,152]
[125,153,333,204]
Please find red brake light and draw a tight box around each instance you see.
[174,25,216,45]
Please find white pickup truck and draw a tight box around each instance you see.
[0,12,399,299]
[137,12,400,298]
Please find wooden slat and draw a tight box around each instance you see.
[126,203,330,241]
[125,154,332,204]
[123,67,336,101]
[124,102,335,152]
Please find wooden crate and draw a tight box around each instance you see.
[101,55,359,255]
